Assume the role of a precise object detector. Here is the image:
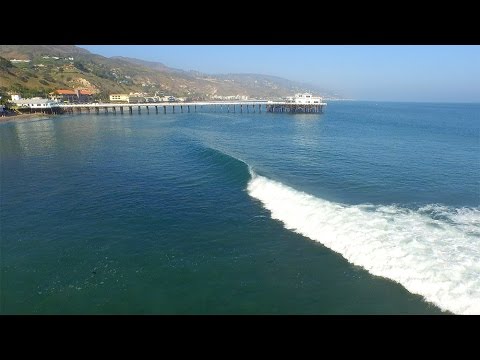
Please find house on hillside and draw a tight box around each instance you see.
[109,94,129,102]
[50,89,94,104]
[127,96,146,103]
[160,96,176,102]
[110,94,150,103]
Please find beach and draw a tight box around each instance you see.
[0,112,54,123]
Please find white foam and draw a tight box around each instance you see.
[247,172,480,314]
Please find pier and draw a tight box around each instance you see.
[58,100,326,115]
[265,103,325,113]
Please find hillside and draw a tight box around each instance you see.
[0,45,336,101]
[111,56,184,73]
[0,45,91,60]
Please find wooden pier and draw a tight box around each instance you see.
[58,101,326,115]
[265,104,325,113]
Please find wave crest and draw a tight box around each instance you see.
[247,171,480,315]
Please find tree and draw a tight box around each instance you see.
[94,91,109,102]
[0,88,11,105]
[74,61,88,72]
[0,56,13,70]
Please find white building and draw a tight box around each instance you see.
[160,96,176,102]
[110,94,130,102]
[10,59,31,63]
[15,97,59,109]
[212,95,249,100]
[285,93,324,105]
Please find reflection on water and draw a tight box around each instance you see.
[1,115,139,160]
[292,113,324,149]
[14,119,57,158]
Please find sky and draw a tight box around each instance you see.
[78,45,480,103]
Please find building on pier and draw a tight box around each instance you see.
[284,93,324,105]
[14,97,60,113]
[266,94,327,113]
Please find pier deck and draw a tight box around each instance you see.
[56,101,327,115]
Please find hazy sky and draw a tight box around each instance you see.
[78,45,480,102]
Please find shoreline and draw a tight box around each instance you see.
[0,112,54,123]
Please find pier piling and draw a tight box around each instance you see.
[57,99,326,118]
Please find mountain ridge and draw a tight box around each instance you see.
[0,45,338,100]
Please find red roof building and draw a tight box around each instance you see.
[50,89,94,103]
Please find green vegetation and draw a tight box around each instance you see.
[91,67,115,80]
[0,56,13,70]
[0,45,329,101]
[1,83,50,99]
[0,88,12,105]
[73,61,88,72]
[94,91,110,102]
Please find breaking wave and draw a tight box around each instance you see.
[247,169,480,314]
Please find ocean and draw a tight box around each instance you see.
[1,101,478,314]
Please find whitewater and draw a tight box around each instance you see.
[247,170,480,315]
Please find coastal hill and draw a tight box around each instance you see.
[0,45,338,101]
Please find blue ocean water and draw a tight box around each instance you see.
[1,101,479,314]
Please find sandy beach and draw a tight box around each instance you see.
[0,113,54,123]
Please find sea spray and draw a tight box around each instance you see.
[247,171,480,314]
